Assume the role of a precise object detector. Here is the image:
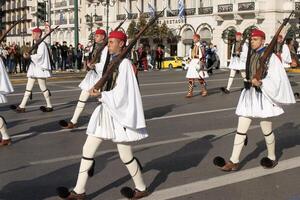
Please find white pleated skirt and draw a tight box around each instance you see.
[236,87,284,118]
[79,70,101,92]
[87,104,149,143]
[228,57,245,70]
[27,65,51,78]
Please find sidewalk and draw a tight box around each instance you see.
[9,71,86,84]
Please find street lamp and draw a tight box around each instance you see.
[85,3,100,39]
[99,0,116,33]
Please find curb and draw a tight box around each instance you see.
[11,75,86,84]
[287,68,300,73]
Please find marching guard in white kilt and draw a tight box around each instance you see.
[221,32,248,94]
[59,29,108,129]
[214,29,296,171]
[185,34,208,98]
[10,28,53,113]
[0,56,14,146]
[56,31,149,199]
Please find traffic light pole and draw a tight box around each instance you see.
[74,0,79,69]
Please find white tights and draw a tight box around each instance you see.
[230,116,276,163]
[70,90,90,124]
[19,77,52,108]
[0,117,9,140]
[226,69,246,91]
[73,135,146,194]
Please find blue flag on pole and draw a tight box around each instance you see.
[178,0,185,19]
[148,3,155,17]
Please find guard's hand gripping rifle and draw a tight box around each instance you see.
[93,9,165,91]
[28,25,59,54]
[0,17,25,43]
[89,18,127,66]
[253,11,294,81]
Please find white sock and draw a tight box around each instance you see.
[70,90,89,124]
[38,78,52,108]
[73,136,102,194]
[226,69,236,91]
[118,143,146,191]
[230,116,252,163]
[260,121,276,161]
[0,117,10,140]
[19,78,35,108]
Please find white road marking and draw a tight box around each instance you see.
[7,88,81,97]
[29,126,259,165]
[121,155,300,200]
[11,106,236,140]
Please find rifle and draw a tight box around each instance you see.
[0,17,24,43]
[93,9,165,91]
[28,25,59,54]
[89,18,127,66]
[244,33,252,89]
[254,11,294,80]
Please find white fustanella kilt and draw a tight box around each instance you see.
[186,59,209,79]
[27,65,51,78]
[86,104,148,143]
[228,56,245,70]
[79,70,101,92]
[236,87,284,118]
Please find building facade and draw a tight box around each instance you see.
[1,0,300,68]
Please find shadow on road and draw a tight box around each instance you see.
[239,122,300,168]
[0,152,116,200]
[88,135,216,199]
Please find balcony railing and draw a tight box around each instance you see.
[238,2,255,11]
[94,15,102,22]
[296,2,300,11]
[55,1,67,8]
[218,4,233,13]
[128,13,138,19]
[199,6,213,15]
[117,14,126,20]
[167,9,179,17]
[69,18,75,24]
[142,12,151,18]
[185,8,195,16]
[56,19,68,25]
[155,11,164,17]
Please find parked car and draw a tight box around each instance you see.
[161,56,183,69]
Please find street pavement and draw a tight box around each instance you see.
[0,69,300,200]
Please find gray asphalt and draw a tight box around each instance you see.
[0,69,299,200]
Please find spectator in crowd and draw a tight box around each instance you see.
[76,43,83,70]
[137,44,148,71]
[156,45,164,70]
[21,42,31,73]
[51,42,60,71]
[67,44,75,69]
[7,44,17,74]
[83,46,90,71]
[61,41,68,70]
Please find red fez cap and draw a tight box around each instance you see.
[236,32,242,36]
[32,28,42,34]
[95,29,106,36]
[251,29,265,39]
[109,31,127,43]
[193,34,200,39]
